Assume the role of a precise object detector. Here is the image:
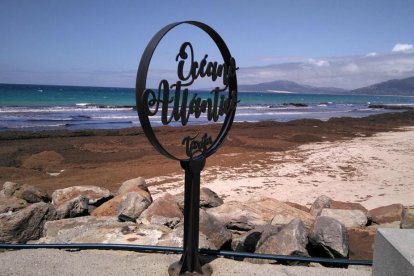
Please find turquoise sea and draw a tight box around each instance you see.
[1,83,414,131]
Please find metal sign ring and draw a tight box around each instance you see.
[135,21,237,161]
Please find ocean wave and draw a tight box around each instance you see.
[0,105,134,113]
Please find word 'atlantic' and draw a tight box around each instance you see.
[142,42,238,126]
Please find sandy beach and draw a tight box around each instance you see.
[1,111,414,210]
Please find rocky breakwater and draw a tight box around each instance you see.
[1,179,413,266]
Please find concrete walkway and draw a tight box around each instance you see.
[0,249,371,276]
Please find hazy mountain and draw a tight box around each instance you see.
[350,76,414,96]
[238,80,348,94]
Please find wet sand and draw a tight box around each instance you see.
[1,111,414,209]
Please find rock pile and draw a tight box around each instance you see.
[1,179,413,265]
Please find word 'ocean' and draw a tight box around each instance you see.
[142,42,238,126]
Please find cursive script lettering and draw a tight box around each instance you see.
[175,42,238,88]
[182,133,212,158]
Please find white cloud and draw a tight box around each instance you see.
[366,52,377,57]
[392,43,414,53]
[307,58,330,67]
[238,52,414,89]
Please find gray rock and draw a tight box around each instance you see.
[319,209,368,228]
[117,192,151,222]
[401,206,414,229]
[0,196,28,214]
[199,209,231,249]
[175,187,224,210]
[38,216,170,245]
[52,185,112,206]
[310,195,332,216]
[252,219,309,264]
[118,177,152,203]
[139,193,183,228]
[157,223,215,249]
[0,202,56,243]
[207,197,314,231]
[1,181,50,203]
[55,195,89,219]
[309,216,349,258]
[231,225,281,252]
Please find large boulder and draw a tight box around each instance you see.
[39,216,170,245]
[52,185,112,206]
[330,201,368,214]
[118,177,152,203]
[309,216,349,259]
[21,151,64,171]
[139,193,183,228]
[347,227,376,260]
[207,197,314,231]
[199,209,231,249]
[1,181,50,203]
[319,209,368,228]
[231,225,281,253]
[0,196,28,214]
[0,202,56,243]
[284,202,310,213]
[368,204,403,224]
[175,187,224,210]
[310,195,332,216]
[252,219,309,264]
[157,210,231,250]
[157,223,215,249]
[117,192,151,222]
[401,206,414,229]
[91,195,123,217]
[55,195,89,219]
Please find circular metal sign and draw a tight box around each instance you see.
[135,21,238,161]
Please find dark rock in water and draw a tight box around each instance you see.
[347,227,376,260]
[308,216,349,259]
[175,187,224,210]
[52,185,112,206]
[252,219,309,264]
[1,181,50,203]
[231,224,281,253]
[118,177,152,203]
[310,195,332,216]
[368,204,403,224]
[139,193,182,228]
[0,202,56,243]
[55,195,89,219]
[283,103,308,107]
[401,206,414,229]
[117,192,151,222]
[369,104,414,110]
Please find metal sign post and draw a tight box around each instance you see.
[135,21,238,275]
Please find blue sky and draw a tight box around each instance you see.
[1,0,414,89]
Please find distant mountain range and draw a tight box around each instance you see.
[350,76,414,96]
[238,76,414,96]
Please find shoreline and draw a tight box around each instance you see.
[1,111,414,208]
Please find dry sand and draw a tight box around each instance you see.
[148,127,414,209]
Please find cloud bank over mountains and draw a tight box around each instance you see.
[239,43,414,89]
